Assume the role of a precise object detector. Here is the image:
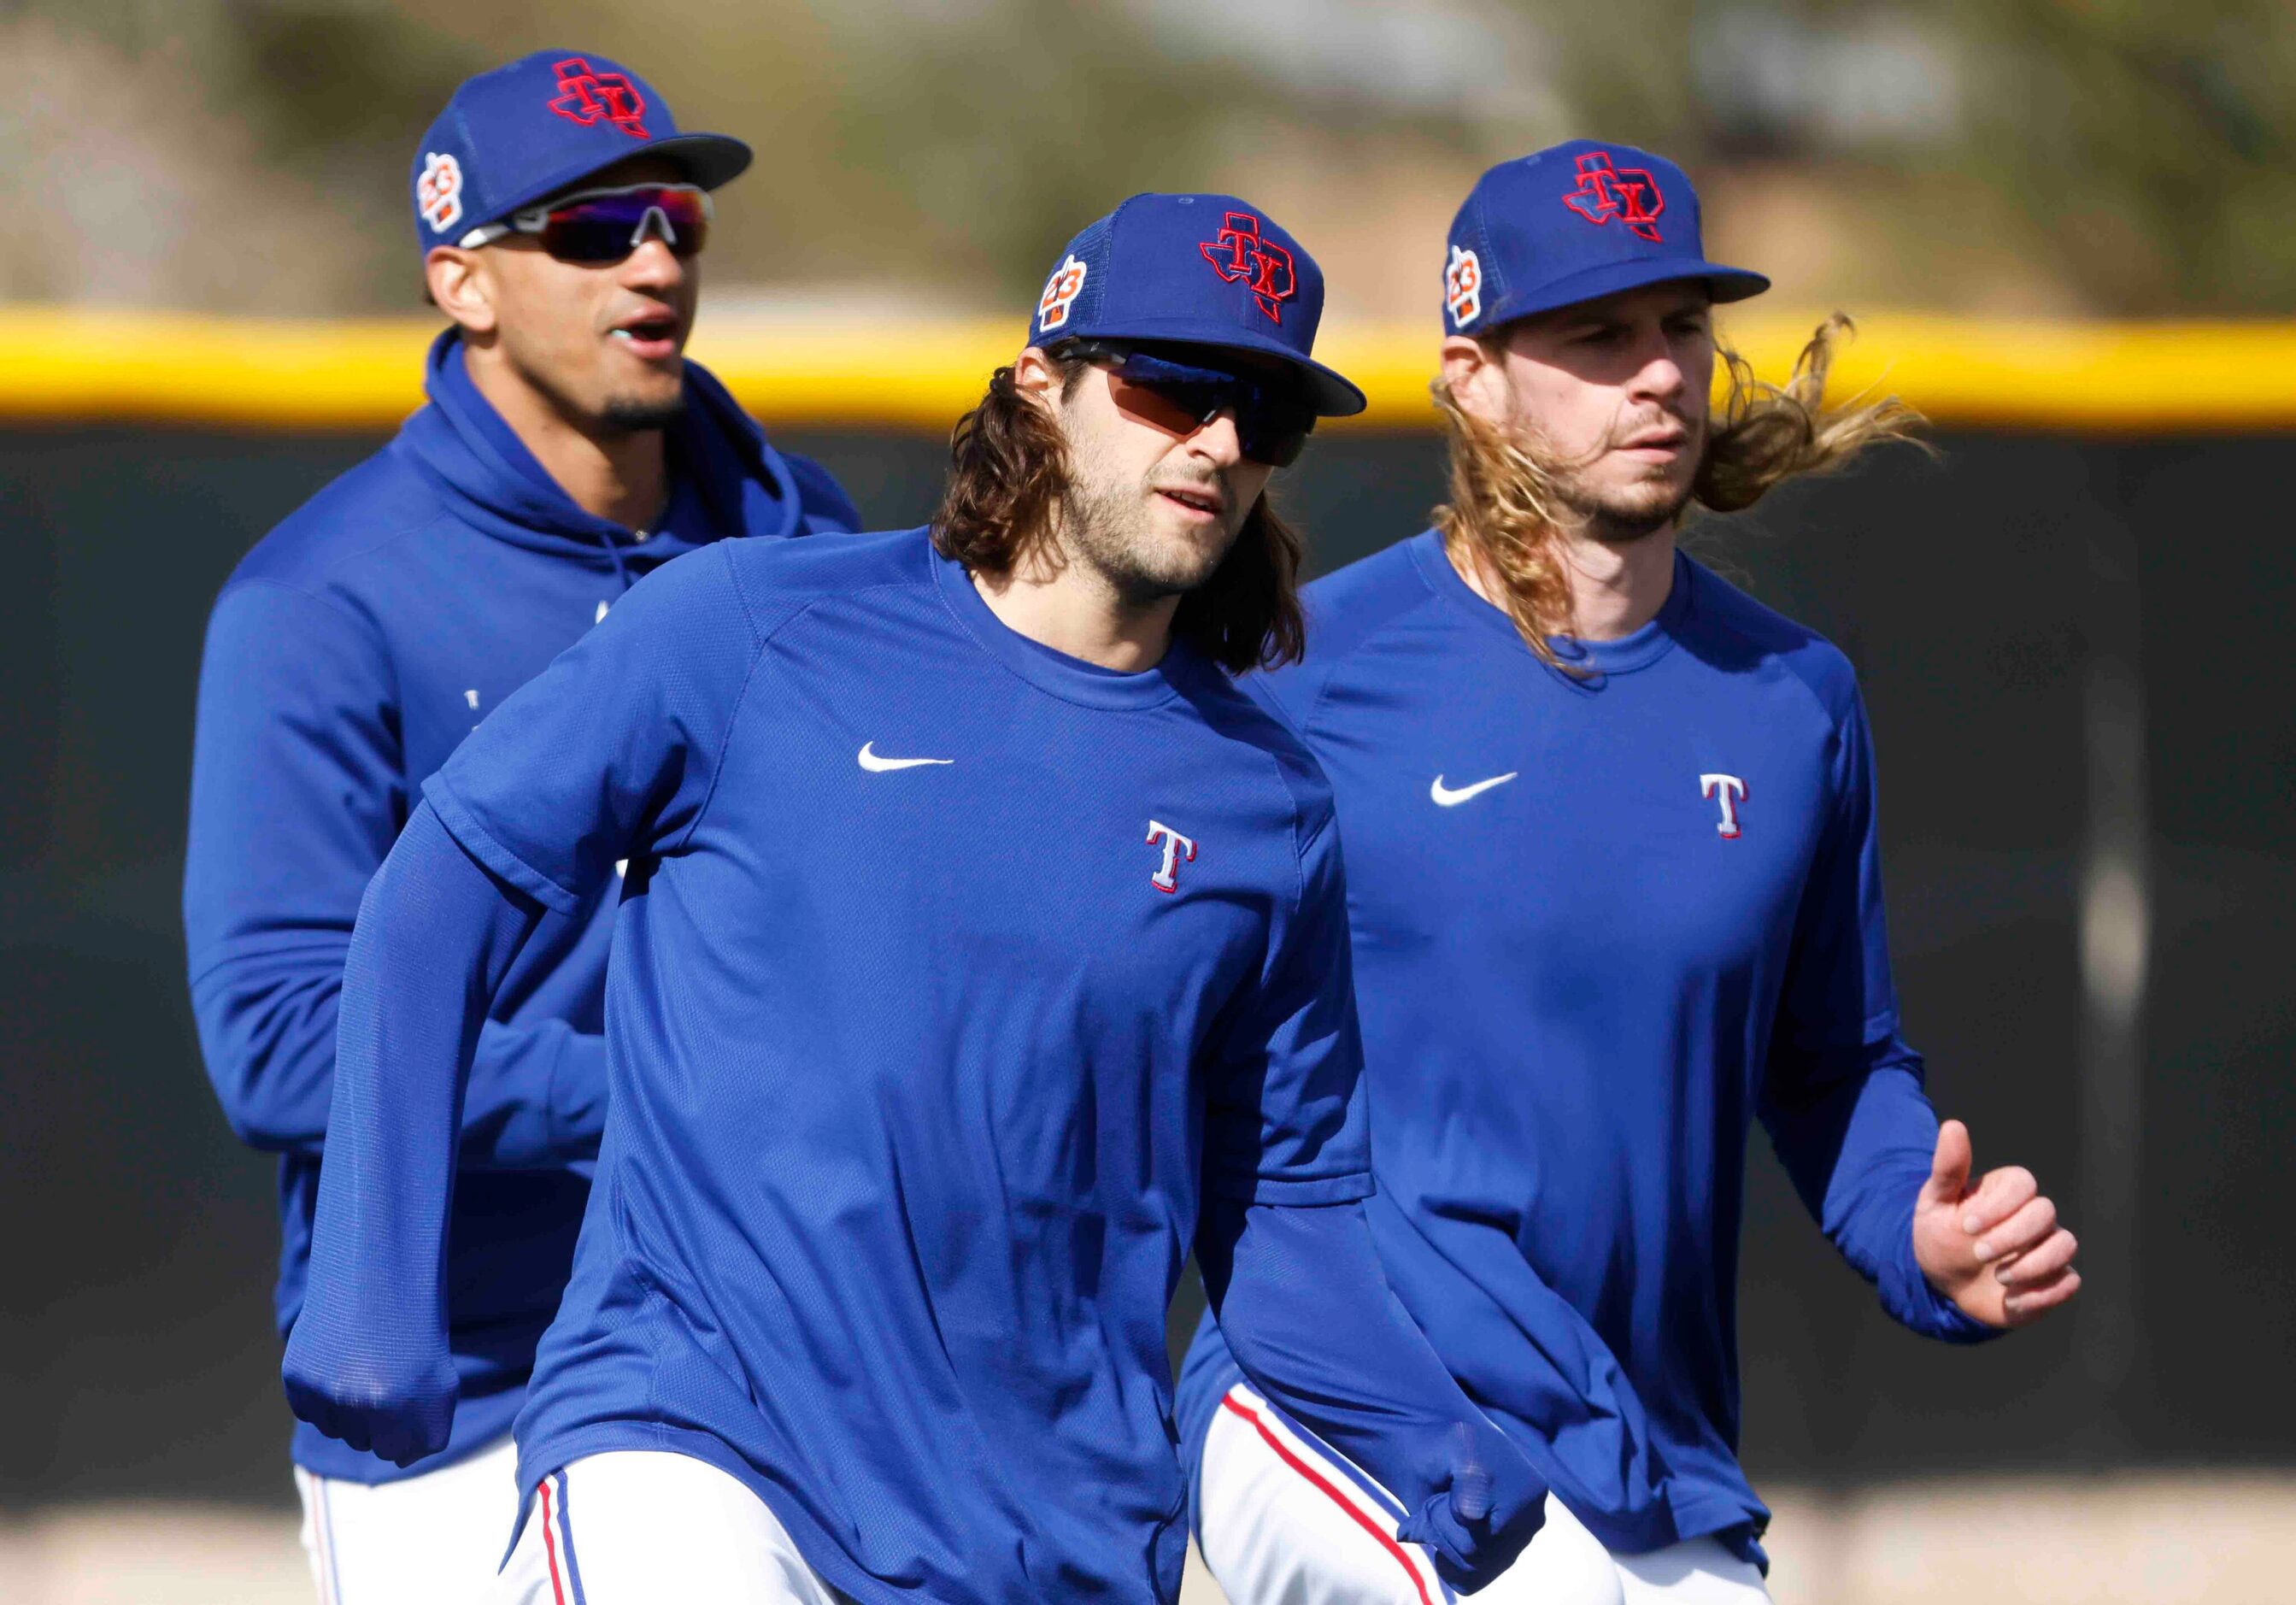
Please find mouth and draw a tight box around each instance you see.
[1615,417,1694,456]
[608,310,683,362]
[1154,484,1226,521]
[1618,428,1688,451]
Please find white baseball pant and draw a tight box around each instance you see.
[1197,1385,1770,1605]
[293,1435,520,1605]
[492,1449,857,1605]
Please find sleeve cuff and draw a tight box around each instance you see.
[422,774,584,917]
[1900,1277,2005,1345]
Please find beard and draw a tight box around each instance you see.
[1532,415,1704,545]
[601,391,689,435]
[1551,463,1697,544]
[1060,450,1242,609]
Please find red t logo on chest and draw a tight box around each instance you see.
[1146,820,1198,893]
[1700,773,1747,838]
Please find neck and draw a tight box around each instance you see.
[463,342,668,532]
[1450,520,1677,643]
[967,528,1177,673]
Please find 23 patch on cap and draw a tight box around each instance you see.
[418,152,465,233]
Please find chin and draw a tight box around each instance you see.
[1156,520,1236,584]
[600,390,689,435]
[1578,482,1694,544]
[1105,530,1225,603]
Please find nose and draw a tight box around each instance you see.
[1187,409,1248,468]
[620,234,685,291]
[1630,333,1687,405]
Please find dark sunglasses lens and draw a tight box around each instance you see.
[1105,356,1313,467]
[1106,372,1216,438]
[1239,410,1312,467]
[539,192,709,263]
[536,219,641,263]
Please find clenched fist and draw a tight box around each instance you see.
[1912,1119,2081,1328]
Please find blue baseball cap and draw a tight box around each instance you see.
[410,50,750,257]
[1028,193,1366,418]
[1442,139,1769,337]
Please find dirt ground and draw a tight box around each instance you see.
[3,1475,2288,1604]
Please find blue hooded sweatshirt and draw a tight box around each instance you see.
[183,329,860,1483]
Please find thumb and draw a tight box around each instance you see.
[1447,1420,1491,1523]
[1923,1119,1972,1206]
[1452,1461,1492,1525]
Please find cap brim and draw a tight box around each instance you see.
[1057,317,1366,417]
[1204,332,1367,419]
[641,132,754,191]
[483,132,755,227]
[1481,256,1770,332]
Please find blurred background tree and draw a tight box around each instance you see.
[9,0,2290,317]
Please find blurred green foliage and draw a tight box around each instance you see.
[26,0,2295,315]
[1940,0,2294,312]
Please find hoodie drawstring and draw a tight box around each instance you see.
[602,532,634,591]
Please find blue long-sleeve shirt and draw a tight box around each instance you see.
[283,527,1544,1602]
[1180,533,1992,1563]
[183,329,858,1483]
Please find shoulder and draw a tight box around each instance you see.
[721,522,931,599]
[211,444,448,632]
[1254,532,1445,729]
[778,450,864,535]
[226,444,444,588]
[680,357,858,537]
[715,524,934,636]
[1301,533,1449,661]
[1680,554,1861,731]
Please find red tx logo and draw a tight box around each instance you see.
[1201,213,1297,324]
[1561,152,1665,243]
[547,58,650,139]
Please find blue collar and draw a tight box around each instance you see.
[402,328,800,565]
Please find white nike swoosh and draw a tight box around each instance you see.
[858,741,954,773]
[1430,771,1518,807]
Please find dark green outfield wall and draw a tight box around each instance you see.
[4,426,2290,1506]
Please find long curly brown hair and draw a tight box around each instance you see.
[931,352,1307,674]
[1433,314,1922,667]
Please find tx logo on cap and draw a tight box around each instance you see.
[1444,244,1483,327]
[418,152,465,233]
[548,56,649,138]
[1201,212,1296,324]
[1562,151,1665,243]
[1038,255,1088,332]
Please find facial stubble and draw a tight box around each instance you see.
[1060,435,1242,609]
[1539,418,1705,547]
[601,393,688,435]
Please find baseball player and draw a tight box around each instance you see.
[182,50,859,1604]
[1177,140,2082,1604]
[277,193,1550,1605]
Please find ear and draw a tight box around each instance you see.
[425,247,498,337]
[1011,344,1072,422]
[1439,332,1511,429]
[1013,345,1060,399]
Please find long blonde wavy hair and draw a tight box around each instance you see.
[1433,314,1921,667]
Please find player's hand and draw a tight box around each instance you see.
[1911,1119,2081,1328]
[1395,1420,1547,1593]
[281,1317,461,1469]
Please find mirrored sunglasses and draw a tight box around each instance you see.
[458,183,712,265]
[1065,340,1318,468]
